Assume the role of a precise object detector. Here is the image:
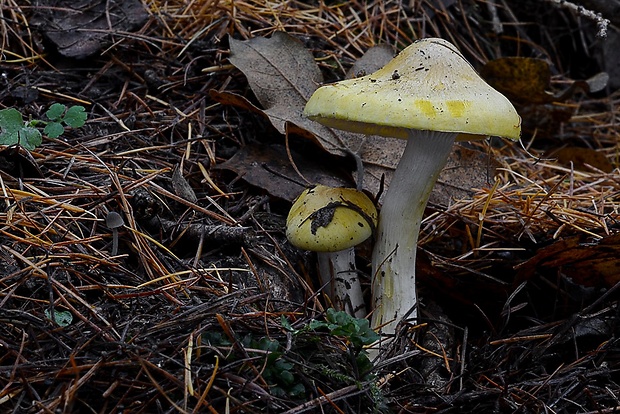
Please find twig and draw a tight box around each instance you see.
[281,384,366,414]
[486,0,503,34]
[459,326,468,391]
[543,0,610,38]
[146,218,252,245]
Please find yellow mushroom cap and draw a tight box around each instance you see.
[286,185,378,252]
[304,38,521,141]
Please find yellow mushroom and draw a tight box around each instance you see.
[286,185,377,318]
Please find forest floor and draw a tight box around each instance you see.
[1,1,619,413]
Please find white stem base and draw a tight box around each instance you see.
[318,250,366,318]
[371,131,457,346]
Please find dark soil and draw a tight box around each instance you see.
[1,1,619,413]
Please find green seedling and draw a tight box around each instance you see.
[308,308,379,350]
[281,309,387,410]
[0,108,41,150]
[243,336,305,398]
[43,103,87,138]
[257,337,305,397]
[44,308,73,327]
[283,308,380,379]
[308,308,379,377]
[0,103,87,150]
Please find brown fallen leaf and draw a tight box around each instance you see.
[516,233,620,289]
[210,89,359,160]
[216,143,351,202]
[517,103,574,138]
[31,0,147,58]
[171,164,198,203]
[432,146,500,206]
[553,146,613,173]
[346,44,395,79]
[228,32,358,156]
[481,57,609,104]
[480,57,609,139]
[480,57,554,104]
[228,32,319,132]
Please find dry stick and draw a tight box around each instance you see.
[486,0,503,34]
[147,217,251,245]
[281,384,366,414]
[577,0,620,26]
[543,0,610,37]
[459,326,469,391]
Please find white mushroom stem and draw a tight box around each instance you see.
[317,250,365,318]
[371,130,458,341]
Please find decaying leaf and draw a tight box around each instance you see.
[517,103,574,138]
[481,57,553,104]
[216,143,351,201]
[224,32,506,206]
[481,57,609,104]
[228,32,320,133]
[346,44,395,78]
[31,0,147,58]
[553,146,613,173]
[480,57,609,138]
[432,146,501,206]
[516,233,620,288]
[210,89,271,122]
[172,164,198,203]
[227,32,358,156]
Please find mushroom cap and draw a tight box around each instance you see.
[105,211,125,229]
[304,38,521,141]
[286,185,378,252]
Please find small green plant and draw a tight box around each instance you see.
[283,308,380,377]
[308,308,380,376]
[244,336,305,398]
[0,103,87,150]
[44,308,73,327]
[282,309,387,411]
[306,308,379,350]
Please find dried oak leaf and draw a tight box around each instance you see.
[481,57,609,104]
[553,146,613,173]
[481,57,554,105]
[346,44,395,79]
[480,57,608,139]
[216,144,350,202]
[31,0,147,58]
[226,32,357,156]
[516,233,620,289]
[171,164,198,203]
